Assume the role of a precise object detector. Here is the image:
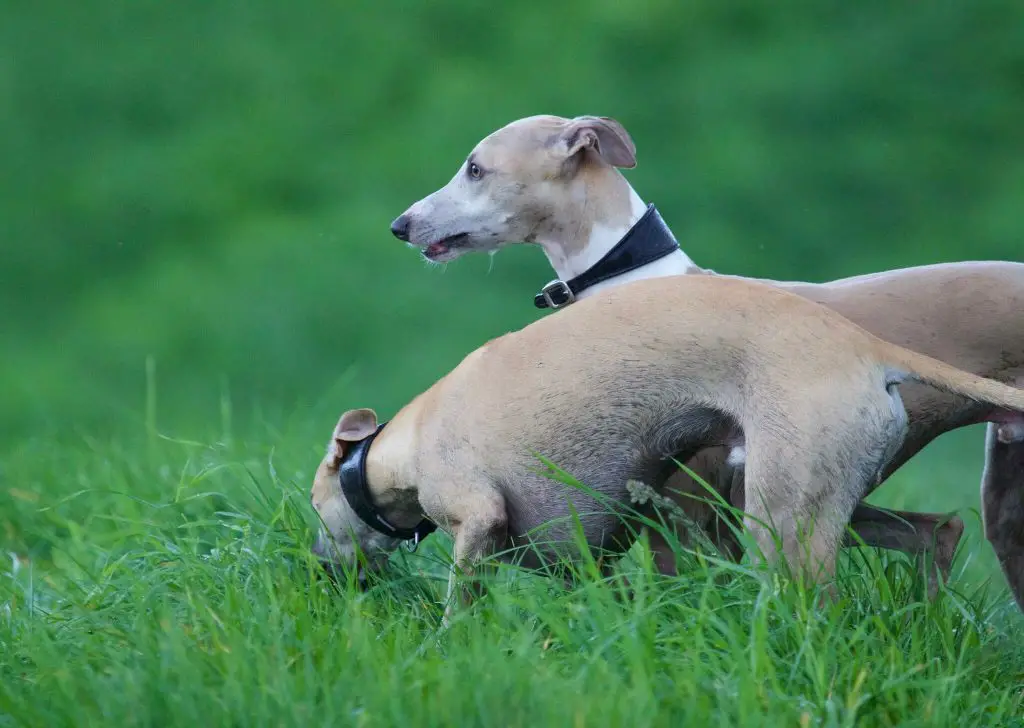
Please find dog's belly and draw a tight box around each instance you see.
[500,493,635,570]
[498,459,686,569]
[491,408,744,568]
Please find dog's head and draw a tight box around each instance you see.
[310,408,401,582]
[390,114,637,262]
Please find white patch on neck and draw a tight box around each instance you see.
[544,184,697,300]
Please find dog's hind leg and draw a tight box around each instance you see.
[843,504,964,598]
[740,441,850,589]
[742,389,905,590]
[981,417,1024,611]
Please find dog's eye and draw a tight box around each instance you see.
[467,162,483,180]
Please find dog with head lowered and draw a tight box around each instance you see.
[311,274,1024,618]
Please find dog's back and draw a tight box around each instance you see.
[779,261,1024,379]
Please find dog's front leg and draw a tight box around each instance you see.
[442,497,508,626]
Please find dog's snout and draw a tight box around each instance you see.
[390,214,411,241]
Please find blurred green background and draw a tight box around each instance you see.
[2,0,1021,476]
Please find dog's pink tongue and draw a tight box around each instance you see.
[425,242,448,257]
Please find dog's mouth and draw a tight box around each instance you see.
[422,233,470,262]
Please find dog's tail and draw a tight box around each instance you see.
[878,342,1024,412]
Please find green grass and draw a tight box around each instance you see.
[2,423,1023,727]
[4,1,1023,723]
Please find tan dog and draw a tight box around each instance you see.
[311,276,1024,618]
[390,114,1024,603]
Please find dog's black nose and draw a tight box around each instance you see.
[390,214,411,241]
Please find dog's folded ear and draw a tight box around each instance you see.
[328,408,379,467]
[336,408,379,441]
[561,116,637,169]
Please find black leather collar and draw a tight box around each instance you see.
[337,422,436,546]
[534,204,680,309]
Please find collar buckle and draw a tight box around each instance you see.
[403,530,422,552]
[540,279,575,309]
[532,204,680,311]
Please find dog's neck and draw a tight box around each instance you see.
[534,170,700,300]
[361,413,424,530]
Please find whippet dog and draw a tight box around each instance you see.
[311,276,1024,620]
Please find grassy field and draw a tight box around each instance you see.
[4,0,1023,724]
[2,409,1023,727]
